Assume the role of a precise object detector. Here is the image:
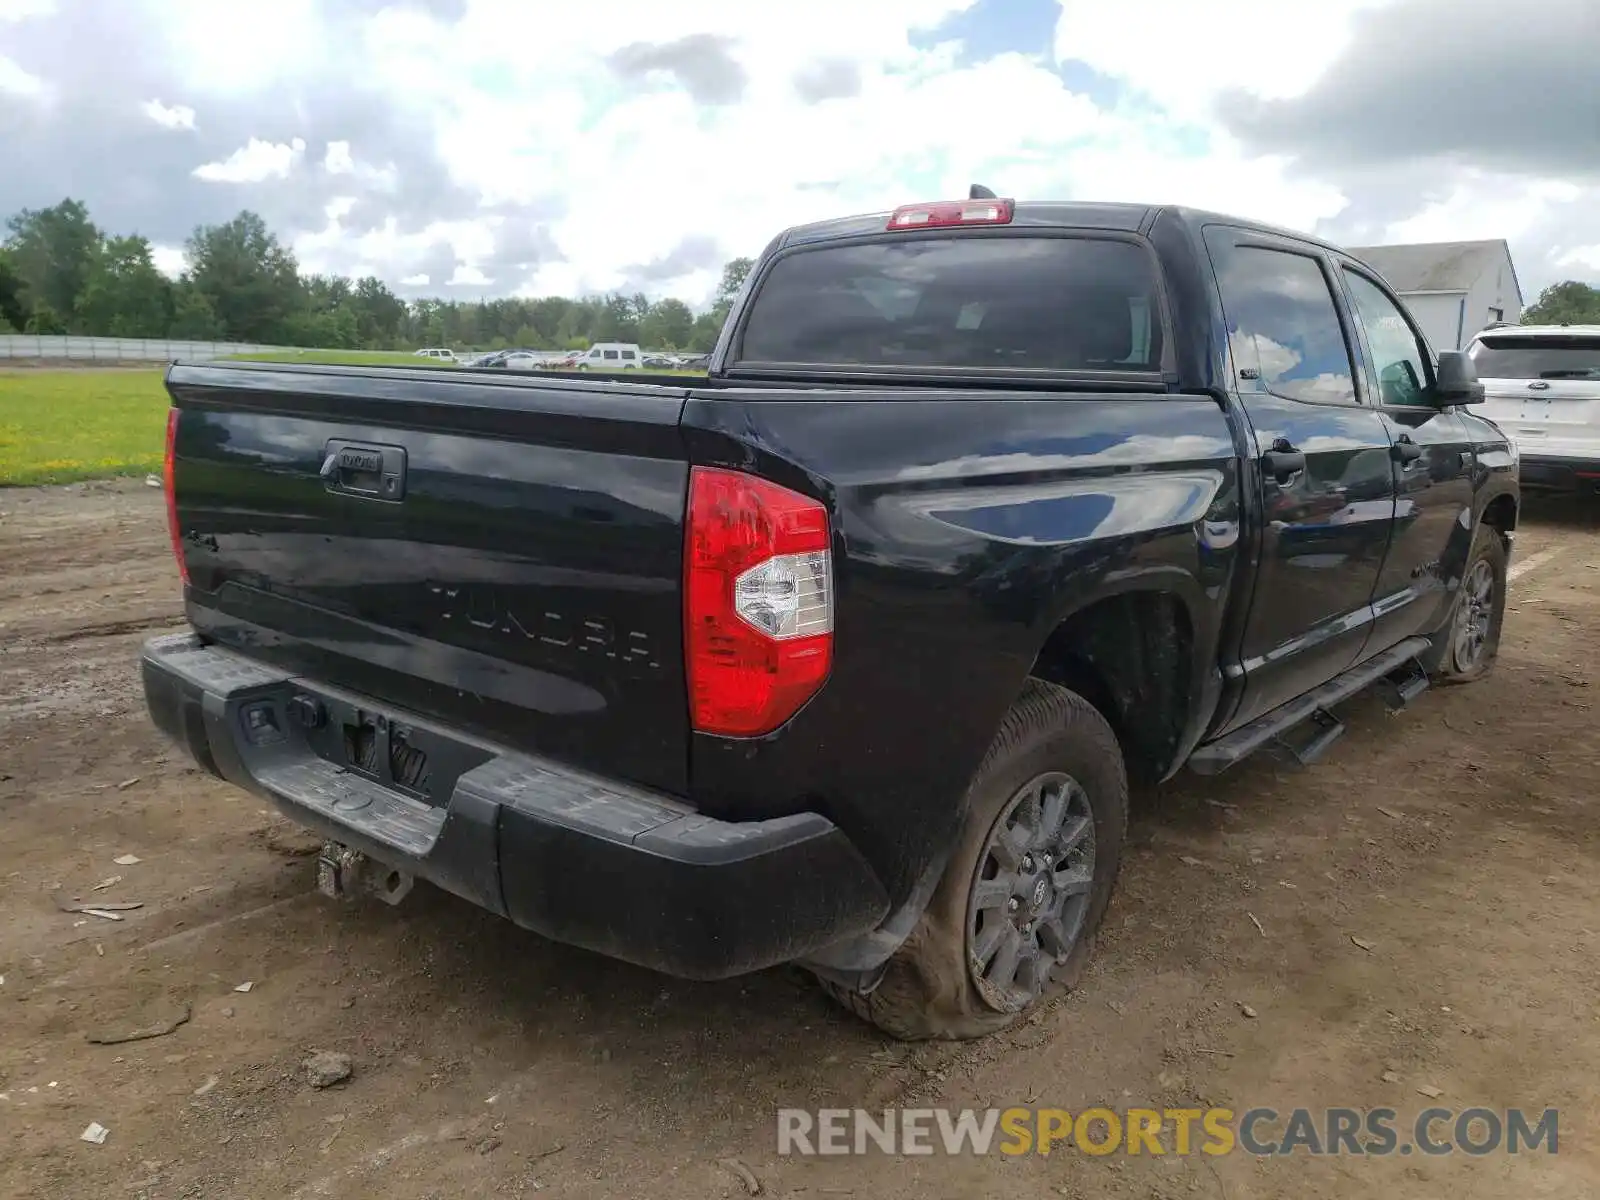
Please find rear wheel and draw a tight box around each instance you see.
[822,680,1127,1040]
[1429,525,1507,683]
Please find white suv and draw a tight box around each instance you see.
[1468,324,1600,493]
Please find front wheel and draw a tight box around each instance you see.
[822,680,1128,1040]
[1430,525,1507,683]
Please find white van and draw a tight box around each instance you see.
[1468,324,1600,493]
[574,343,642,370]
[413,348,457,362]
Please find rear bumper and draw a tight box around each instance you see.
[141,633,889,980]
[1518,454,1600,492]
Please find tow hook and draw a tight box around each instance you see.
[316,841,415,906]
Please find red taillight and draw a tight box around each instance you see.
[164,408,188,585]
[887,199,1013,230]
[685,467,833,737]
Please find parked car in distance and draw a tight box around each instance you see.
[573,342,642,370]
[146,196,1517,1041]
[1468,323,1600,492]
[413,348,457,362]
[475,350,541,370]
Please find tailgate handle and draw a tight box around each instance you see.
[321,441,407,501]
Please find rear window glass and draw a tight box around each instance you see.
[1469,335,1600,380]
[736,236,1164,372]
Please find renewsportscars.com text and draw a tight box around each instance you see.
[776,1106,1559,1158]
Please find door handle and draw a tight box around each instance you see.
[1391,438,1424,465]
[320,440,407,501]
[1261,441,1306,481]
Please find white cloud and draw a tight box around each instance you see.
[447,265,492,287]
[193,137,306,183]
[1557,245,1600,273]
[324,141,355,174]
[142,98,196,130]
[319,139,397,191]
[150,243,187,277]
[293,209,495,287]
[1383,175,1583,245]
[153,0,323,94]
[0,54,47,99]
[1055,0,1397,116]
[0,0,54,19]
[36,0,1581,302]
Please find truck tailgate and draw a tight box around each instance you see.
[166,362,693,795]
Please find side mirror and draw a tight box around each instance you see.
[1434,351,1485,405]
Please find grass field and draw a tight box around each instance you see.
[0,369,167,486]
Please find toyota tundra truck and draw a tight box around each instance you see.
[142,197,1519,1039]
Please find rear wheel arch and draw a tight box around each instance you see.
[1027,585,1197,786]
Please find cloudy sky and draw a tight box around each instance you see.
[1,0,1596,307]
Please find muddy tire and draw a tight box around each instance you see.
[1429,525,1508,684]
[822,679,1128,1040]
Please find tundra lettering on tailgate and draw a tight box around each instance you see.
[426,583,663,671]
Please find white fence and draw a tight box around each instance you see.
[0,335,292,362]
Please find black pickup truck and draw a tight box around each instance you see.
[143,197,1518,1039]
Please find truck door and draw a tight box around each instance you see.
[1336,263,1476,650]
[1205,228,1398,732]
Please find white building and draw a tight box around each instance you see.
[1347,239,1523,352]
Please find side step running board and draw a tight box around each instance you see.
[1380,657,1431,710]
[1273,706,1345,767]
[1189,636,1433,776]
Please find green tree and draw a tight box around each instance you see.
[526,296,571,346]
[186,211,302,343]
[76,235,173,337]
[687,309,725,353]
[168,281,222,340]
[641,297,694,349]
[1523,281,1600,326]
[714,257,754,315]
[2,198,769,359]
[350,276,406,347]
[593,293,639,342]
[4,199,101,325]
[23,301,67,334]
[0,246,28,332]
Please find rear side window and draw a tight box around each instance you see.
[736,236,1164,372]
[1468,335,1600,380]
[603,349,619,360]
[1215,246,1356,405]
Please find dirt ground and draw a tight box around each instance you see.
[2,480,1598,1200]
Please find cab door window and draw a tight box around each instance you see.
[1342,269,1432,407]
